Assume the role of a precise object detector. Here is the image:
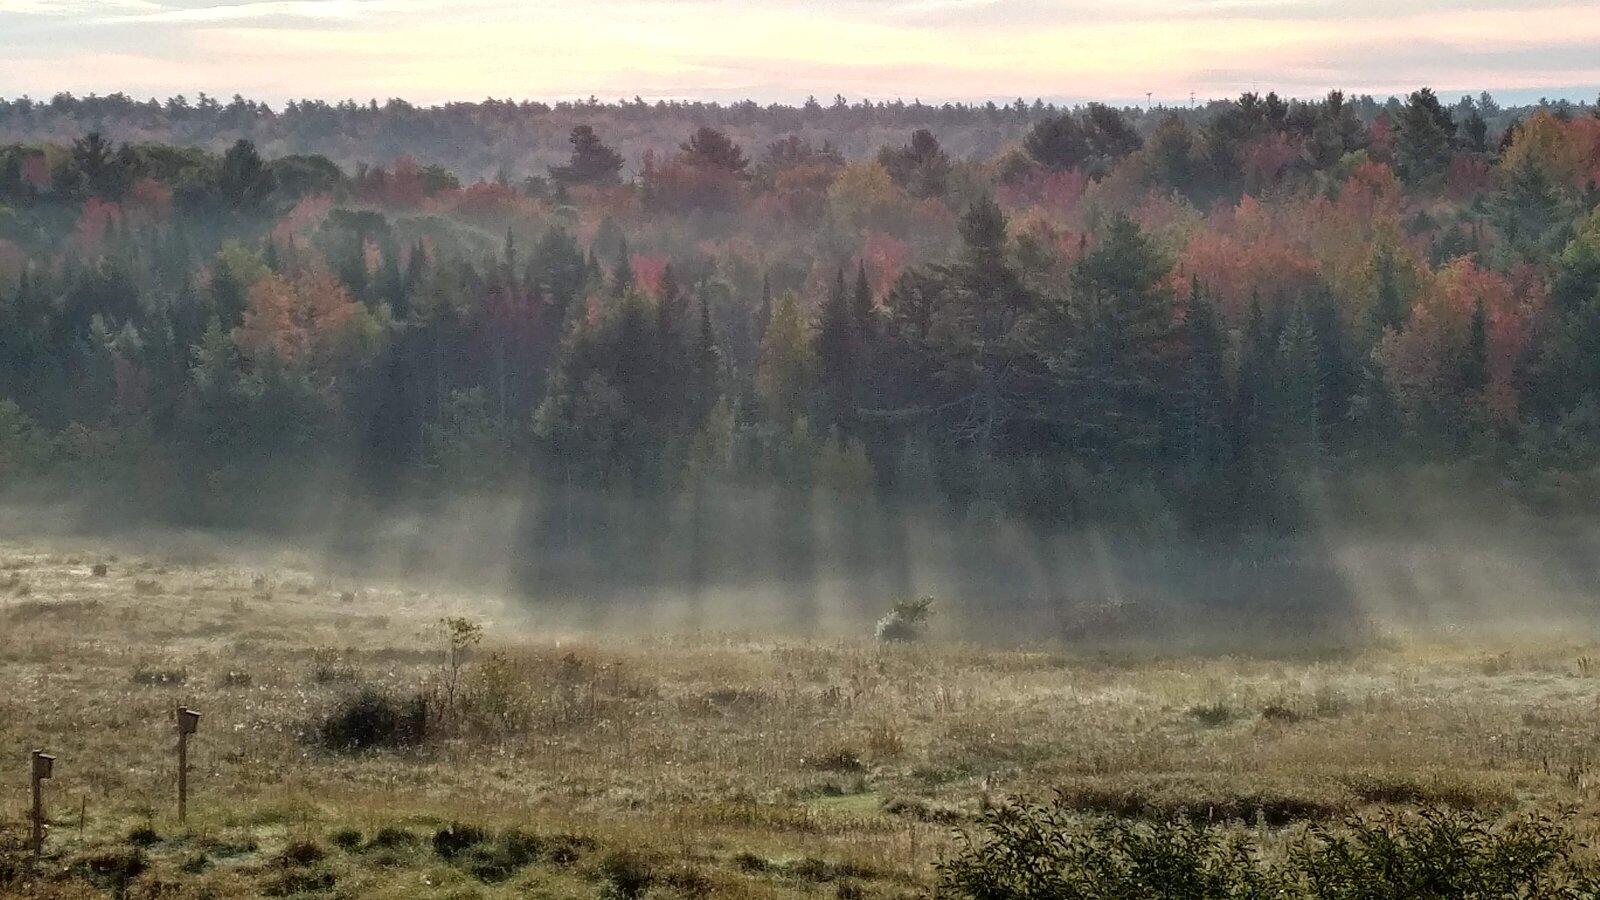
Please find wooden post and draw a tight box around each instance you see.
[31,750,54,858]
[177,708,201,824]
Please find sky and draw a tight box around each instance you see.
[1,0,1598,107]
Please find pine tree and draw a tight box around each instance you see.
[1370,246,1409,338]
[1177,278,1227,470]
[689,294,722,423]
[503,228,518,289]
[1393,88,1456,184]
[1275,302,1323,463]
[1065,213,1177,462]
[1236,292,1276,459]
[755,274,773,345]
[1308,288,1356,449]
[1463,298,1489,395]
[402,241,427,315]
[612,236,633,298]
[549,125,625,187]
[657,263,685,340]
[816,268,856,431]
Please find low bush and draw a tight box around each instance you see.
[1186,701,1237,727]
[1055,784,1340,826]
[938,796,1600,899]
[276,838,326,867]
[472,828,544,881]
[599,849,656,900]
[432,823,488,860]
[876,596,934,642]
[74,848,147,894]
[367,827,419,850]
[318,688,429,751]
[805,746,867,773]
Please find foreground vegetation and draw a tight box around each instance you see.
[7,535,1600,896]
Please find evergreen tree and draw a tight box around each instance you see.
[1463,298,1490,396]
[1063,213,1176,462]
[1275,302,1323,463]
[219,139,275,212]
[612,236,634,298]
[1176,278,1228,470]
[1236,292,1276,459]
[549,125,624,187]
[1370,246,1410,338]
[817,268,856,431]
[1393,88,1456,184]
[689,294,722,423]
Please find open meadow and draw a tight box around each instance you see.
[6,534,1600,897]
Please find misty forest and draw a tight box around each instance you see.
[3,91,1600,623]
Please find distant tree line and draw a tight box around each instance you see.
[0,88,1581,180]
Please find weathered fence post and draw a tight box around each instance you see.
[31,749,54,858]
[177,707,201,823]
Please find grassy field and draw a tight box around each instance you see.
[4,535,1600,897]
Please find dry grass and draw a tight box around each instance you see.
[4,537,1600,896]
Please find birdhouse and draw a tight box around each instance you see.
[31,750,54,780]
[178,708,201,735]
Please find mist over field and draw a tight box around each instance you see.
[9,465,1597,651]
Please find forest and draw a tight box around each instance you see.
[1,88,1599,574]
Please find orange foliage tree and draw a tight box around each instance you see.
[232,269,384,386]
[1502,110,1600,194]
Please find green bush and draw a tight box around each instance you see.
[431,823,487,859]
[938,796,1600,899]
[876,596,934,642]
[599,849,656,900]
[318,687,429,751]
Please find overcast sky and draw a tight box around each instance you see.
[2,0,1597,106]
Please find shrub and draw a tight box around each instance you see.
[329,828,362,851]
[276,838,326,867]
[432,823,487,859]
[938,796,1600,899]
[1261,702,1304,723]
[546,833,594,866]
[469,828,544,881]
[318,688,429,751]
[309,647,358,684]
[1186,702,1236,727]
[732,851,769,873]
[599,849,656,900]
[1054,784,1340,826]
[74,848,147,893]
[875,596,934,642]
[805,746,866,773]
